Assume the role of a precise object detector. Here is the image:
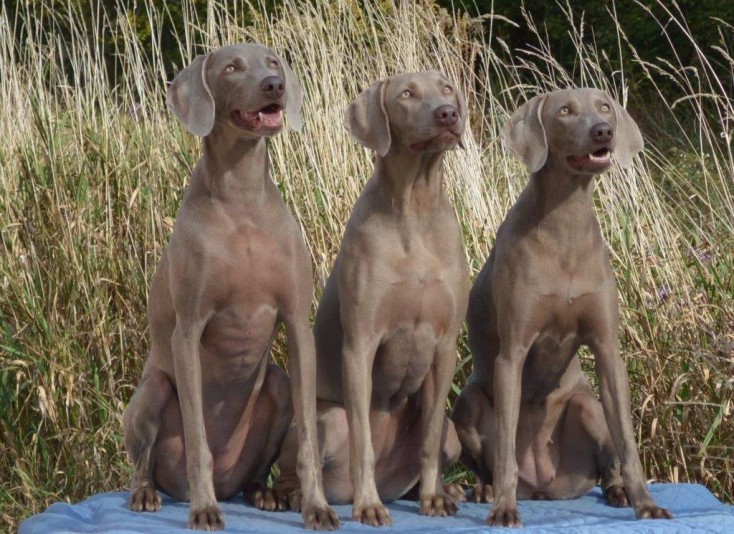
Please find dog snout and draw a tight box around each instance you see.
[591,121,614,144]
[260,76,285,99]
[434,104,459,126]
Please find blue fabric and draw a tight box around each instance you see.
[20,484,734,533]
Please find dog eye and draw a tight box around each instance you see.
[600,103,611,112]
[401,89,412,99]
[443,85,453,95]
[559,105,570,116]
[269,60,279,69]
[224,65,236,73]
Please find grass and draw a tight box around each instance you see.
[1,0,732,529]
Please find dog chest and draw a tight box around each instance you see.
[521,330,582,401]
[380,275,455,329]
[200,301,278,366]
[372,322,441,402]
[198,228,283,360]
[376,247,459,325]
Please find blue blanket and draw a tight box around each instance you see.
[20,484,734,533]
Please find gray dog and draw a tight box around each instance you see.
[122,43,338,531]
[275,71,468,526]
[452,88,673,527]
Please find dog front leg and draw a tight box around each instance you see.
[417,341,459,517]
[123,368,174,512]
[342,335,391,526]
[171,321,223,530]
[285,317,340,530]
[488,338,528,528]
[590,333,672,520]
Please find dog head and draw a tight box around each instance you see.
[344,71,466,157]
[503,88,643,175]
[167,43,304,138]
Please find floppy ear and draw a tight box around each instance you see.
[344,79,391,157]
[455,82,468,149]
[166,54,215,137]
[502,94,548,173]
[277,53,304,132]
[611,99,644,168]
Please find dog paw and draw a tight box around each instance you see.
[303,503,340,531]
[244,483,287,512]
[352,502,392,527]
[188,504,225,530]
[604,484,630,507]
[419,493,458,517]
[635,504,673,519]
[443,482,467,503]
[129,486,161,512]
[471,483,494,503]
[283,488,302,512]
[488,503,522,527]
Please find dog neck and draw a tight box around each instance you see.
[197,130,271,205]
[526,163,598,225]
[372,147,446,217]
[515,163,602,252]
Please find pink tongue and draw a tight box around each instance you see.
[259,111,282,128]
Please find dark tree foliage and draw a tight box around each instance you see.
[435,0,733,141]
[4,1,731,90]
[441,0,733,95]
[2,0,276,82]
[2,0,731,131]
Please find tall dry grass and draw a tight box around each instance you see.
[0,0,732,529]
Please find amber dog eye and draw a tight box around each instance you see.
[443,85,453,94]
[269,60,279,69]
[601,103,611,112]
[224,65,235,73]
[559,105,570,115]
[401,89,412,99]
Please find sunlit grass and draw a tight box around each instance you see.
[1,0,732,529]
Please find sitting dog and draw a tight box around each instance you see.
[123,43,338,531]
[275,71,468,526]
[452,88,673,526]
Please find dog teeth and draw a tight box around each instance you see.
[589,152,610,162]
[258,109,283,127]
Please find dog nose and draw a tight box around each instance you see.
[591,122,614,143]
[260,76,285,99]
[434,105,458,126]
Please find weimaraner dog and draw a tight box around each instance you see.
[122,43,338,531]
[451,88,673,527]
[275,71,468,526]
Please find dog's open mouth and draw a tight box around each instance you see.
[566,147,612,172]
[410,131,459,152]
[231,104,283,131]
